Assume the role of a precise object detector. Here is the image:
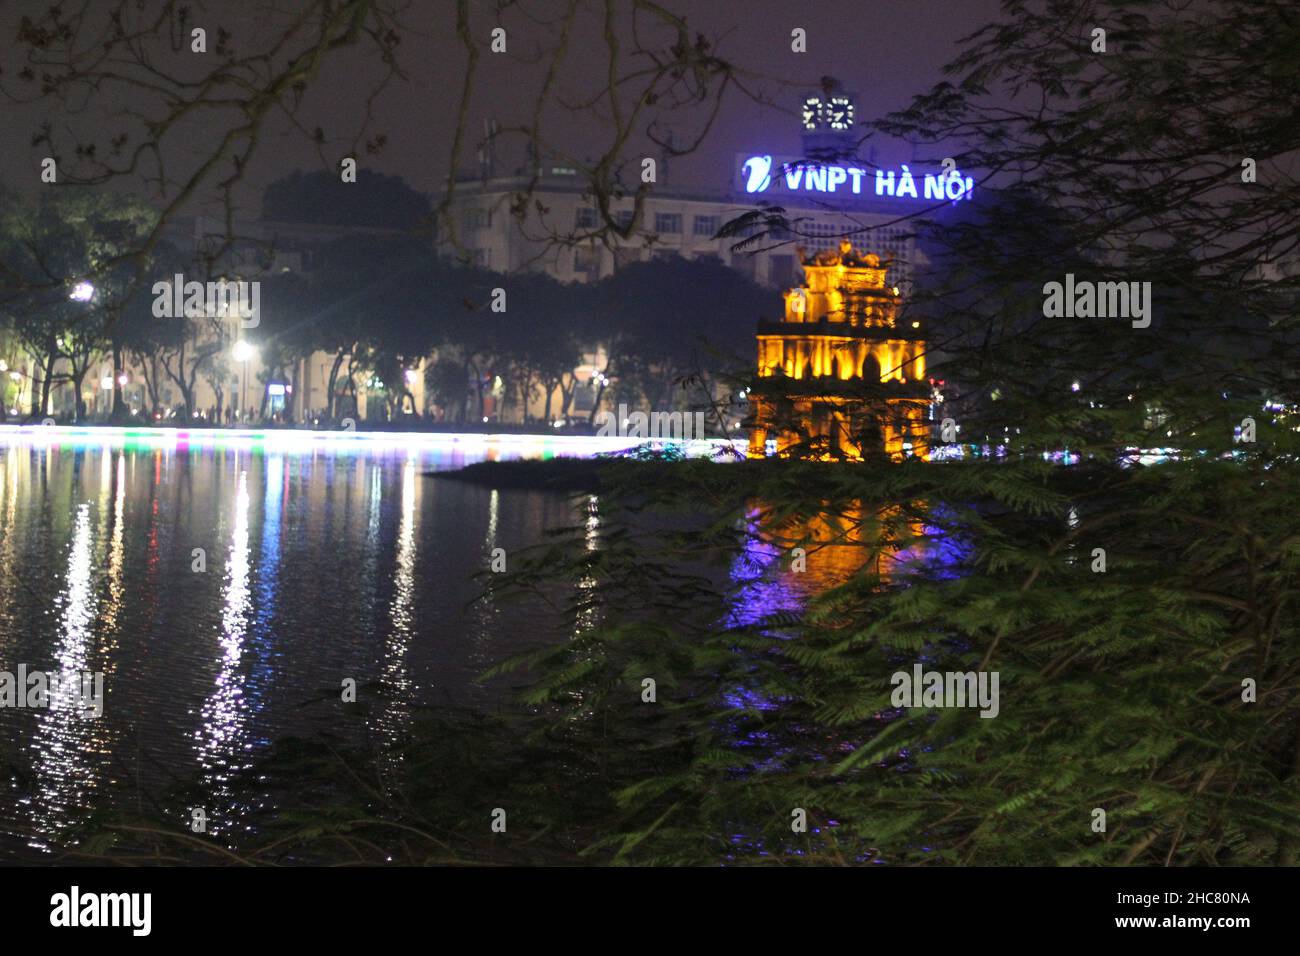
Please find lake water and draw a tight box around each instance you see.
[0,432,606,857]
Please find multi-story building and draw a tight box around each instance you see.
[439,146,933,292]
[439,86,973,423]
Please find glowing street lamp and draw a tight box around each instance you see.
[232,340,258,364]
[232,340,259,421]
[69,282,95,302]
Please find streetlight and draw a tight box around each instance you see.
[61,284,95,420]
[232,340,258,421]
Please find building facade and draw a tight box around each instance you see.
[438,85,964,425]
[438,158,925,293]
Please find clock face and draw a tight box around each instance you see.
[801,96,823,131]
[828,96,854,131]
[802,95,854,131]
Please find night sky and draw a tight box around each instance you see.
[0,0,1003,213]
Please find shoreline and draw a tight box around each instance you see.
[0,422,743,451]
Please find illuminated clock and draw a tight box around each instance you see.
[827,96,855,131]
[801,96,823,131]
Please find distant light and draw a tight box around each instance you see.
[100,376,114,390]
[0,423,742,458]
[232,340,257,363]
[267,383,286,397]
[892,286,900,295]
[482,416,489,423]
[404,369,419,385]
[1071,380,1081,392]
[69,282,95,302]
[911,321,920,328]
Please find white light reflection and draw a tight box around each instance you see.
[573,495,603,636]
[468,488,502,670]
[193,470,252,831]
[377,457,418,784]
[27,504,106,850]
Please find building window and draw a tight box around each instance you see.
[574,245,599,274]
[463,207,492,230]
[654,212,682,234]
[572,383,596,412]
[575,207,597,230]
[693,215,720,237]
[615,210,635,232]
[769,255,795,288]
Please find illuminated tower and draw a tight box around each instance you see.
[746,239,931,460]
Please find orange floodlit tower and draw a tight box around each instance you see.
[746,239,931,461]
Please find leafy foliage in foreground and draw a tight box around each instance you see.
[471,0,1300,866]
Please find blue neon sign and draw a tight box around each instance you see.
[737,154,973,202]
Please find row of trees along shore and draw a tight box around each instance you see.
[0,175,777,426]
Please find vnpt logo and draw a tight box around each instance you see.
[742,155,772,193]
